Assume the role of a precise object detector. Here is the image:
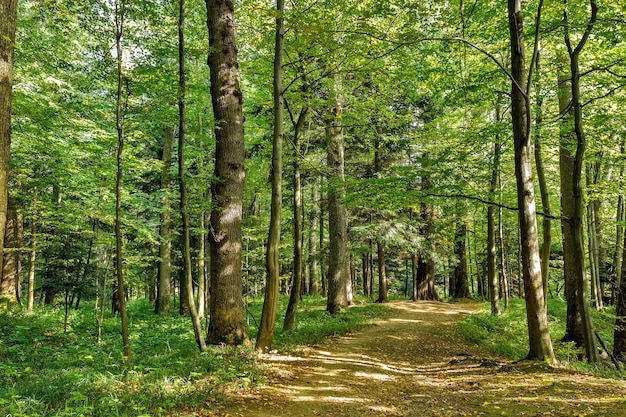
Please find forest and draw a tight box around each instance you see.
[1,0,626,416]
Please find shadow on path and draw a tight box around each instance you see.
[215,301,626,417]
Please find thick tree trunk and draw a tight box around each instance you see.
[205,0,249,346]
[155,127,174,314]
[0,0,17,281]
[507,0,555,362]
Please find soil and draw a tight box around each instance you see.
[212,300,626,416]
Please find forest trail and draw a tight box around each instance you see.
[213,301,626,417]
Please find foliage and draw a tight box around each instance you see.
[0,296,392,416]
[458,298,626,376]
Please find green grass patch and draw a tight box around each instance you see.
[458,297,626,377]
[0,295,392,416]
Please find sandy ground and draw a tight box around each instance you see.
[212,300,626,417]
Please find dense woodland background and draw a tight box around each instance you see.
[1,1,626,410]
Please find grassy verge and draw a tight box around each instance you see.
[0,295,392,416]
[457,297,625,376]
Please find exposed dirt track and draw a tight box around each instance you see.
[214,301,626,416]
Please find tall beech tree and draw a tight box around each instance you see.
[155,127,173,314]
[0,0,17,290]
[257,0,285,351]
[562,0,599,363]
[507,0,555,362]
[114,0,131,362]
[178,0,207,352]
[205,0,249,345]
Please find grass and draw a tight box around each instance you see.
[457,297,626,377]
[0,295,393,417]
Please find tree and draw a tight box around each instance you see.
[205,0,249,346]
[507,0,555,362]
[561,0,599,363]
[178,0,207,352]
[114,0,131,362]
[0,0,17,294]
[257,0,285,351]
[155,127,173,314]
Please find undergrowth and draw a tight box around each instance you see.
[0,295,392,416]
[457,297,625,377]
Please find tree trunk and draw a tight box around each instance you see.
[562,0,599,362]
[488,132,502,314]
[155,126,174,314]
[614,231,626,362]
[178,0,207,351]
[284,106,308,331]
[256,0,285,351]
[114,0,131,362]
[0,0,17,281]
[205,0,249,346]
[507,0,555,362]
[325,103,349,315]
[1,199,21,301]
[453,223,469,299]
[534,48,552,306]
[308,176,320,295]
[376,241,388,303]
[557,51,584,346]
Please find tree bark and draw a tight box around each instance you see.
[308,176,320,295]
[562,0,599,362]
[614,231,626,362]
[178,0,207,352]
[453,223,469,299]
[325,104,349,315]
[0,0,17,282]
[114,0,131,361]
[488,133,502,314]
[376,242,388,303]
[1,199,21,301]
[507,0,555,362]
[205,0,249,346]
[256,0,285,351]
[284,106,308,331]
[155,127,174,314]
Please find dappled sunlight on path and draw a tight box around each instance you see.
[214,301,626,417]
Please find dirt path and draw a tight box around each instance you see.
[215,301,626,416]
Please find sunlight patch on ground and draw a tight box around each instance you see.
[389,318,424,324]
[354,371,394,381]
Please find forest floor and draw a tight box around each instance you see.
[210,301,626,417]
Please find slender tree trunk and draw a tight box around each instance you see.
[309,176,320,295]
[488,132,502,314]
[453,223,469,299]
[507,0,555,362]
[615,138,626,298]
[2,200,21,301]
[155,127,173,314]
[562,0,599,362]
[178,0,207,351]
[284,107,308,331]
[197,214,206,317]
[614,231,626,362]
[27,215,36,311]
[114,0,131,361]
[256,0,285,351]
[205,0,249,346]
[498,204,510,309]
[0,0,17,282]
[534,48,552,306]
[376,242,388,303]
